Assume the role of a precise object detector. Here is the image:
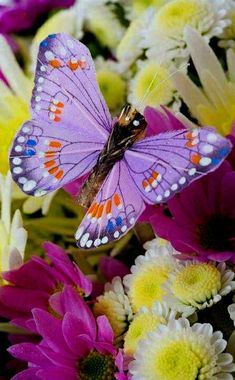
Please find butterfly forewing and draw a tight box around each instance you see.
[75,161,145,249]
[125,127,232,204]
[10,34,111,196]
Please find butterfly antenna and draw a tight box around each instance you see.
[137,62,189,111]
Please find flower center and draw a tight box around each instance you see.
[129,265,170,312]
[150,340,204,380]
[172,263,221,305]
[198,215,235,252]
[124,313,162,355]
[78,351,116,380]
[154,0,206,36]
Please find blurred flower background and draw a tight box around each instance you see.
[1,0,235,379]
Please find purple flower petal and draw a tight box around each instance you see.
[8,343,50,366]
[37,367,77,380]
[60,286,96,339]
[32,309,71,355]
[96,315,114,344]
[11,368,39,380]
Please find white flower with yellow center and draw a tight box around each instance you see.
[93,276,133,340]
[173,26,235,135]
[129,318,235,380]
[0,172,27,275]
[128,59,181,113]
[218,1,235,48]
[144,0,231,63]
[163,261,235,317]
[124,302,177,355]
[124,0,171,19]
[116,8,155,70]
[123,240,179,312]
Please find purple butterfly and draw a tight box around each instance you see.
[9,33,232,249]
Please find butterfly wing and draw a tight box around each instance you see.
[125,128,232,204]
[75,161,145,249]
[10,33,112,196]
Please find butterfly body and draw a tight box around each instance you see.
[78,104,147,208]
[9,33,232,249]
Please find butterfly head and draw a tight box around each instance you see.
[118,104,147,137]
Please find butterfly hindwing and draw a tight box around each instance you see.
[75,161,145,249]
[125,127,232,204]
[10,33,111,195]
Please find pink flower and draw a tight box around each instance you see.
[150,161,235,263]
[9,286,126,380]
[0,243,92,332]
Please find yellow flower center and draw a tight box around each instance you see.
[131,0,168,15]
[149,340,203,380]
[97,70,126,113]
[124,313,162,355]
[129,265,170,312]
[0,96,29,174]
[172,264,221,305]
[132,63,175,108]
[154,0,206,37]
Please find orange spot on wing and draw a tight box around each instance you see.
[68,59,79,71]
[148,177,155,185]
[186,141,194,148]
[54,109,62,115]
[44,160,56,168]
[49,59,61,68]
[186,132,193,140]
[106,199,112,215]
[114,194,121,207]
[54,116,61,122]
[45,151,56,158]
[152,171,159,179]
[49,141,62,148]
[142,179,149,189]
[88,203,96,215]
[57,102,64,108]
[97,204,104,219]
[55,170,64,180]
[92,203,99,218]
[48,166,58,174]
[191,153,201,164]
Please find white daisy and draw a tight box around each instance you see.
[163,261,235,317]
[93,276,133,340]
[143,0,232,64]
[129,317,235,380]
[123,240,179,312]
[124,301,177,355]
[116,8,154,70]
[128,58,181,113]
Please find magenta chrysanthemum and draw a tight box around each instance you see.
[0,242,92,332]
[9,286,126,380]
[150,161,235,263]
[0,0,75,35]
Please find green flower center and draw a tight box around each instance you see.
[78,351,116,380]
[198,215,235,252]
[172,264,221,305]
